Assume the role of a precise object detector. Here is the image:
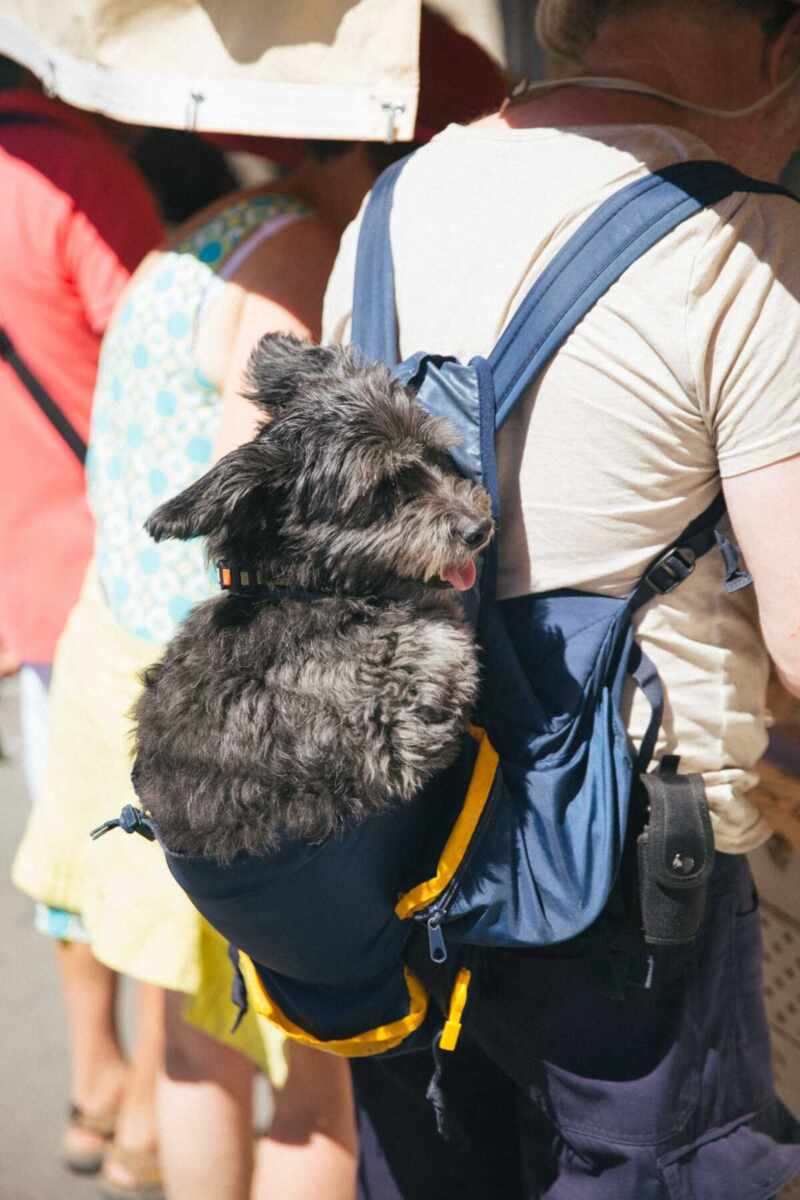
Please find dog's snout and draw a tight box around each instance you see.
[454,518,493,549]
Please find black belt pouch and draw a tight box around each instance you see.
[637,757,715,947]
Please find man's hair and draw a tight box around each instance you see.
[536,0,798,65]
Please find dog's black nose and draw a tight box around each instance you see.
[456,519,492,549]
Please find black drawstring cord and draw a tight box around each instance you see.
[90,804,156,842]
[227,943,249,1033]
[425,1031,469,1148]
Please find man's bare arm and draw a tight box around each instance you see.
[724,452,800,696]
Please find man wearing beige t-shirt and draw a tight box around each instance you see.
[324,2,800,1197]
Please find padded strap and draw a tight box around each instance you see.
[350,157,793,428]
[489,162,793,428]
[351,155,411,366]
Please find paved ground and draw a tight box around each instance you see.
[0,677,104,1200]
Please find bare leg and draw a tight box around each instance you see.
[103,982,163,1188]
[252,1044,357,1200]
[157,989,256,1200]
[56,940,128,1161]
[56,940,128,1166]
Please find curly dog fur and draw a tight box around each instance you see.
[132,334,493,863]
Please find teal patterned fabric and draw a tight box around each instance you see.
[34,903,90,943]
[87,194,309,643]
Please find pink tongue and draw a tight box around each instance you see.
[441,560,477,592]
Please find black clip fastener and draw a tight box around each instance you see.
[90,804,156,842]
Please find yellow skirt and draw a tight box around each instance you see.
[12,562,286,1084]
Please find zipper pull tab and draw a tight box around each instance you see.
[427,916,448,964]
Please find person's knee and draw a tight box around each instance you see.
[162,1009,209,1082]
[162,992,242,1084]
[163,1033,201,1082]
[269,1047,355,1146]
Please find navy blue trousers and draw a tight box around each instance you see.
[355,854,800,1199]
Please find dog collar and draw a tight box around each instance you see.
[218,563,269,592]
[216,562,451,603]
[217,563,331,602]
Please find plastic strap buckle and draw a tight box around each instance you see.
[643,546,696,595]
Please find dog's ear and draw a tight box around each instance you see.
[145,440,275,542]
[243,332,339,414]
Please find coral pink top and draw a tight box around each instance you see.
[0,89,162,662]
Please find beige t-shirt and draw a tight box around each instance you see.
[323,122,800,854]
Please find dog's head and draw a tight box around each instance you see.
[146,333,493,593]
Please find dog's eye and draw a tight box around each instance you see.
[346,480,395,525]
[393,464,432,498]
[371,479,397,518]
[415,705,450,725]
[428,449,458,475]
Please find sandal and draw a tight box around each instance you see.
[98,1144,164,1199]
[63,1102,117,1174]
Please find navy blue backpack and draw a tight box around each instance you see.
[100,158,792,1059]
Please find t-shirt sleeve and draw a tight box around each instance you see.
[321,202,364,347]
[63,161,163,335]
[688,191,800,478]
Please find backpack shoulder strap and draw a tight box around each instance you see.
[489,162,794,426]
[350,158,795,425]
[351,154,411,367]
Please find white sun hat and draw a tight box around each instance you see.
[0,0,422,141]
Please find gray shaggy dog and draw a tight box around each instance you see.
[132,334,493,864]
